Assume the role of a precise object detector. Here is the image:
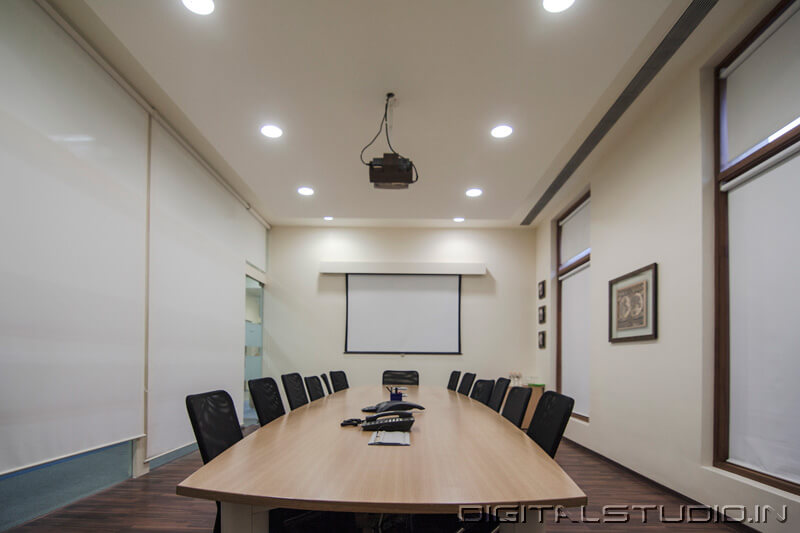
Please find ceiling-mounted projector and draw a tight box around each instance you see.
[369,153,414,189]
[360,92,419,189]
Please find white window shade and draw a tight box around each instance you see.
[559,265,591,418]
[147,123,265,460]
[727,150,800,485]
[346,275,461,354]
[723,7,800,163]
[559,200,590,265]
[0,0,147,474]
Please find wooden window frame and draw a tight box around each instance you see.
[713,0,800,496]
[556,191,591,423]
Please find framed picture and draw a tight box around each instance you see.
[608,263,658,343]
[538,331,546,349]
[538,305,546,324]
[538,280,546,299]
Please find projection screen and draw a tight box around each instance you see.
[345,274,461,354]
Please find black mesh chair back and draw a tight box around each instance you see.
[330,370,349,392]
[185,390,243,533]
[470,379,495,406]
[305,375,325,401]
[186,390,243,464]
[457,372,476,395]
[447,370,461,391]
[382,370,419,385]
[501,386,532,428]
[281,373,309,410]
[320,374,332,395]
[488,377,510,412]
[526,391,574,457]
[248,377,285,426]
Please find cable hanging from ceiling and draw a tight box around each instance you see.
[359,93,419,188]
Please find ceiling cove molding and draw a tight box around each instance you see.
[521,0,718,226]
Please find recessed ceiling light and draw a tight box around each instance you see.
[324,216,334,221]
[260,124,283,138]
[543,0,575,14]
[453,217,465,223]
[490,125,513,138]
[182,0,215,15]
[466,188,483,197]
[297,187,314,196]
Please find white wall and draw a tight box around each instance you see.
[531,2,800,530]
[266,227,538,387]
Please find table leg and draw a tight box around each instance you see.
[220,502,270,533]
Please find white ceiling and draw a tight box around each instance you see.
[85,0,675,227]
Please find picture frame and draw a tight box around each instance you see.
[538,305,546,324]
[608,263,658,343]
[538,280,546,299]
[538,331,546,349]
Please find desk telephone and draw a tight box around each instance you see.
[361,411,415,432]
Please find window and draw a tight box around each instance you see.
[557,192,591,421]
[714,0,800,495]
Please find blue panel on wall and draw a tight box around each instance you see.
[0,441,132,531]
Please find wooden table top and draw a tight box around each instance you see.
[176,386,587,513]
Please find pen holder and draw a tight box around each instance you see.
[390,391,403,401]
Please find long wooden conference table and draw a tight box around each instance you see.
[177,386,586,532]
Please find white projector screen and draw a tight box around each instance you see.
[346,274,461,354]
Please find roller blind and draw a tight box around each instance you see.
[559,199,590,265]
[723,6,800,163]
[346,274,461,354]
[147,123,265,459]
[727,150,800,485]
[0,0,147,473]
[559,265,591,418]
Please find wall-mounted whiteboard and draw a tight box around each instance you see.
[346,275,461,354]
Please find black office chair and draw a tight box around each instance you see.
[248,377,285,426]
[382,370,419,385]
[281,373,309,410]
[330,370,349,392]
[487,377,510,412]
[457,372,475,395]
[446,370,461,391]
[320,373,332,395]
[526,391,574,458]
[185,390,243,533]
[305,375,325,401]
[501,386,532,428]
[470,379,494,406]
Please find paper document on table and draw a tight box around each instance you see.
[368,431,410,446]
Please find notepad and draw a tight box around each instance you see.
[368,431,410,446]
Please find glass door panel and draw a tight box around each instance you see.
[244,275,263,425]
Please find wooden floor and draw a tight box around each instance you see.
[9,438,749,532]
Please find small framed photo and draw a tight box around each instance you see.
[538,305,546,324]
[609,263,658,343]
[538,331,546,349]
[538,280,546,299]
